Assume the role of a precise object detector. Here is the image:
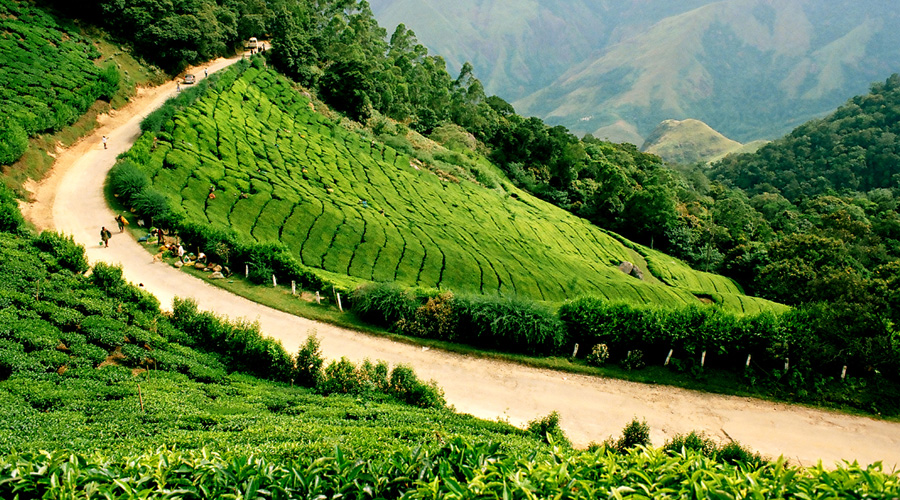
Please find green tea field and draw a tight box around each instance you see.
[127,63,783,313]
[0,0,118,165]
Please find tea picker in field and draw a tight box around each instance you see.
[100,227,111,247]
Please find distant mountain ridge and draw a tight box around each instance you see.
[370,0,900,144]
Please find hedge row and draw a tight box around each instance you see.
[350,283,900,413]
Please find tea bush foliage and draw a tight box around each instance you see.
[0,0,119,164]
[0,136,898,498]
[118,62,783,314]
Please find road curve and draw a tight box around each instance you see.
[21,56,900,470]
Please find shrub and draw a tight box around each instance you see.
[0,343,29,378]
[169,298,293,382]
[9,319,61,352]
[360,359,390,392]
[616,418,651,452]
[120,343,148,367]
[351,282,417,328]
[131,188,178,227]
[397,292,457,340]
[0,117,28,165]
[622,350,646,371]
[388,364,445,409]
[90,261,127,292]
[69,343,109,368]
[318,357,363,394]
[717,441,766,468]
[586,344,610,366]
[34,232,89,274]
[80,316,127,348]
[526,411,571,447]
[108,160,150,206]
[0,185,24,233]
[294,333,324,388]
[453,294,565,355]
[664,431,717,457]
[28,350,69,373]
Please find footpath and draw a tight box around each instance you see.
[20,55,900,469]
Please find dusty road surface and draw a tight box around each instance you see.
[21,56,900,470]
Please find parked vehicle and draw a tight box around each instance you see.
[183,74,196,84]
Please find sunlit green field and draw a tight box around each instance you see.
[131,64,783,313]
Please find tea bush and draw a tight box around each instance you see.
[616,417,651,452]
[526,411,571,447]
[0,0,119,164]
[33,232,88,274]
[294,333,324,388]
[119,63,782,314]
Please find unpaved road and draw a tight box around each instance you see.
[21,56,900,470]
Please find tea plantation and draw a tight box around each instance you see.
[125,62,783,314]
[0,0,118,165]
[0,186,896,496]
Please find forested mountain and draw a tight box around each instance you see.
[371,0,900,144]
[712,74,900,201]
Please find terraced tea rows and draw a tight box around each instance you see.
[0,0,117,164]
[131,64,781,312]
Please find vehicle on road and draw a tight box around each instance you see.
[183,74,196,84]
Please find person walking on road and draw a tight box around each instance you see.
[102,136,108,149]
[100,227,112,247]
[115,214,127,232]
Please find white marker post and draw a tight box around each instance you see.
[245,264,249,278]
[336,292,343,312]
[784,357,790,371]
[701,350,707,368]
[315,291,321,304]
[841,365,848,380]
[292,281,296,295]
[272,275,277,287]
[664,349,673,366]
[572,343,579,358]
[745,354,752,368]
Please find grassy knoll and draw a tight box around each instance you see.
[126,62,783,314]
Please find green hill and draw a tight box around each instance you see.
[712,74,900,201]
[0,0,119,165]
[122,62,783,314]
[640,119,742,165]
[0,186,894,495]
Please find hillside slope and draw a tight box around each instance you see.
[640,119,742,165]
[122,62,784,313]
[516,0,900,143]
[712,73,900,201]
[373,0,900,144]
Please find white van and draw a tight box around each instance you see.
[247,37,258,50]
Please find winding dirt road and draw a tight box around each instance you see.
[21,56,900,470]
